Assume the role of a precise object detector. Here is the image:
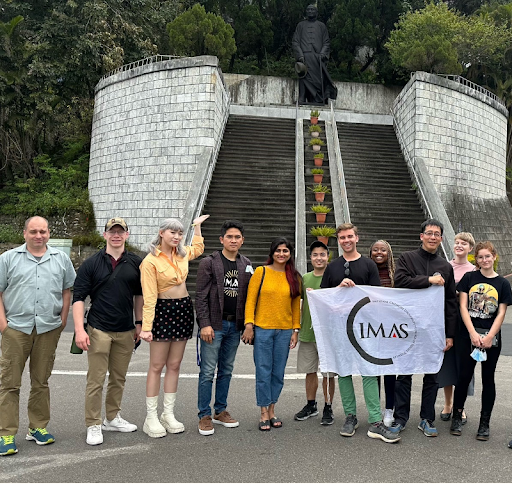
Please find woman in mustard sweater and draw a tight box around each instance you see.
[242,237,302,431]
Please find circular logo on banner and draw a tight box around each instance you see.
[346,297,418,365]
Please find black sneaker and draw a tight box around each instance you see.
[294,403,318,421]
[321,404,334,426]
[340,414,358,437]
[367,422,401,443]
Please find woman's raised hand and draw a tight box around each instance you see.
[193,214,210,226]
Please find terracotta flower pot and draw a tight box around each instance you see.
[315,213,327,223]
[314,192,325,202]
[310,117,318,125]
[317,236,328,245]
[313,174,323,183]
[314,158,323,167]
[311,131,319,138]
[312,145,321,152]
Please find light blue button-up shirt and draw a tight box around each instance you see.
[0,243,76,334]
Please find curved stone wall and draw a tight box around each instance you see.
[89,56,229,248]
[394,72,512,272]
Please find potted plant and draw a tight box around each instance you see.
[310,225,336,245]
[311,168,324,183]
[308,183,331,202]
[309,125,322,138]
[311,204,332,223]
[313,152,324,167]
[309,138,325,152]
[310,110,320,125]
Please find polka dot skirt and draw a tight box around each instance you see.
[152,296,194,342]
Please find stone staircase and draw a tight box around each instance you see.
[187,115,296,299]
[337,122,426,257]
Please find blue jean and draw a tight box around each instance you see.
[253,327,292,407]
[197,320,241,418]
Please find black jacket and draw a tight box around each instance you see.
[394,247,457,338]
[73,249,143,332]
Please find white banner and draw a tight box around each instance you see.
[307,285,445,377]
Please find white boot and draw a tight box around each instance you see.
[160,392,185,434]
[143,396,167,438]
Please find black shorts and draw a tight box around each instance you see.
[152,296,194,342]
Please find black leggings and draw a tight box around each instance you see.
[453,333,501,414]
[378,375,396,409]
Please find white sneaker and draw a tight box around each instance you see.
[383,409,394,428]
[86,425,103,445]
[102,412,138,432]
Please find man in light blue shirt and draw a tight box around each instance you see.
[0,216,75,456]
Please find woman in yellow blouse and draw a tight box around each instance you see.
[242,237,302,431]
[139,215,208,437]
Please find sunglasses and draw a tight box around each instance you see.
[344,261,350,277]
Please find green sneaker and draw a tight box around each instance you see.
[0,435,18,456]
[26,428,55,445]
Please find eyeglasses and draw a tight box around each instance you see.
[423,231,442,238]
[344,261,350,277]
[476,254,494,261]
[107,230,126,236]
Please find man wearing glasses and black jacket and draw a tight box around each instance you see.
[389,218,457,438]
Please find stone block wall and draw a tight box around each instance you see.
[394,72,512,273]
[89,56,229,249]
[224,73,401,115]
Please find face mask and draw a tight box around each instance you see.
[470,347,487,362]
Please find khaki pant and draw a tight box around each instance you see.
[85,326,135,426]
[0,325,63,436]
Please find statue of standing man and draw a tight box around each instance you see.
[292,5,338,105]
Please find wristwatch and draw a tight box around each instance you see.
[293,329,300,333]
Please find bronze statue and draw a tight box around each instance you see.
[292,5,338,105]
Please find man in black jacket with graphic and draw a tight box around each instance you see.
[390,219,457,438]
[73,217,143,446]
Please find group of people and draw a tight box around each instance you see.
[0,215,511,456]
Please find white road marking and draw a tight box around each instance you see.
[50,370,310,379]
[0,444,151,481]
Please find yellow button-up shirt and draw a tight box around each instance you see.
[140,236,204,331]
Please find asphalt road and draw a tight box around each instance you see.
[2,317,512,482]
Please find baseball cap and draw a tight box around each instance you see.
[105,217,128,232]
[310,240,329,253]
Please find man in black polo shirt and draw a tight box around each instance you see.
[73,217,143,446]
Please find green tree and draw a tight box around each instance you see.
[167,4,236,63]
[235,5,273,69]
[386,2,512,77]
[386,2,463,75]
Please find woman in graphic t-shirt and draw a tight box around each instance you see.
[450,241,512,441]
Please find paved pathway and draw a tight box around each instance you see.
[2,320,512,482]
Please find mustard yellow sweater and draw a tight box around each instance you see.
[245,266,301,330]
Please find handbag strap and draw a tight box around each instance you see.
[254,266,266,314]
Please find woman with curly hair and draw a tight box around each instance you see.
[369,240,396,427]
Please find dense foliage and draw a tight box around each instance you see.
[2,0,512,221]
